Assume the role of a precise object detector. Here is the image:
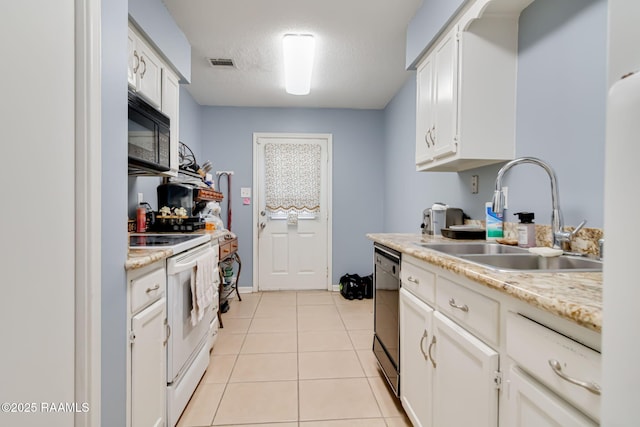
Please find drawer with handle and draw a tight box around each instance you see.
[436,276,499,345]
[401,255,436,305]
[130,266,166,314]
[219,238,237,260]
[506,312,601,422]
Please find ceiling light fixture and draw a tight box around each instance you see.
[283,34,315,95]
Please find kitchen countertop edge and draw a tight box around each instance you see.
[368,233,602,332]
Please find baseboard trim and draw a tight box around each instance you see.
[235,286,340,294]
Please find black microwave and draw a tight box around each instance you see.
[128,89,171,173]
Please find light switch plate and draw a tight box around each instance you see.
[471,175,479,194]
[240,187,251,198]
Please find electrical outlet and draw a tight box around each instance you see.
[471,175,479,194]
[502,186,509,209]
[137,192,144,204]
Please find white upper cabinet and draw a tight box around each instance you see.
[161,69,180,176]
[128,27,162,109]
[416,0,533,172]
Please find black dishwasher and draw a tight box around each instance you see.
[372,243,401,396]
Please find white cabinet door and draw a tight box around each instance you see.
[432,311,499,427]
[127,28,138,89]
[415,26,459,169]
[416,53,435,167]
[400,288,434,427]
[506,366,597,427]
[161,68,180,176]
[431,28,459,160]
[131,298,166,427]
[136,37,162,108]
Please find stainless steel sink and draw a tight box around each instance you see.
[458,254,603,272]
[417,243,529,255]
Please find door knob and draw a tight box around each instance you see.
[259,222,266,230]
[260,210,266,216]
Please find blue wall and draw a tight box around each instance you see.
[101,0,128,425]
[200,107,386,285]
[509,0,607,228]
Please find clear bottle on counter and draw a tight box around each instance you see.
[514,211,536,248]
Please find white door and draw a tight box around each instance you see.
[432,26,459,160]
[432,311,499,427]
[131,298,166,427]
[254,133,332,291]
[416,52,435,167]
[506,366,597,427]
[399,288,435,427]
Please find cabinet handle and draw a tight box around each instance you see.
[431,125,436,145]
[428,335,437,368]
[133,50,140,73]
[163,319,171,346]
[140,56,147,78]
[449,298,469,312]
[419,330,429,361]
[145,284,160,294]
[548,359,601,395]
[425,131,431,148]
[407,276,420,285]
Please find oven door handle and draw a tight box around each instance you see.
[168,249,216,275]
[170,259,197,274]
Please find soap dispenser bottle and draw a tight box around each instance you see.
[514,212,536,248]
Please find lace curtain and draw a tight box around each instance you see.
[264,143,321,217]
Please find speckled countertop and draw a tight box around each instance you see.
[367,233,602,332]
[125,229,230,271]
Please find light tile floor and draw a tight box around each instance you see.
[177,291,411,427]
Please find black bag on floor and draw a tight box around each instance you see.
[339,273,364,300]
[361,274,373,299]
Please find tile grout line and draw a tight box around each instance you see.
[207,293,261,426]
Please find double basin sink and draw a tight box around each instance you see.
[417,243,602,273]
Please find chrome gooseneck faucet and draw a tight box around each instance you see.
[491,157,586,249]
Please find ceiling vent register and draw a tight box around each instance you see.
[209,58,235,68]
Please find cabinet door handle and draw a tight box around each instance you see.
[140,56,147,78]
[163,319,171,346]
[428,335,437,368]
[419,330,429,361]
[548,359,601,395]
[431,125,436,145]
[425,131,431,148]
[133,50,140,73]
[145,284,160,294]
[407,276,420,285]
[449,298,469,312]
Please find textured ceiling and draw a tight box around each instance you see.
[162,0,423,109]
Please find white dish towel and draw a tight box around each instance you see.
[191,252,216,326]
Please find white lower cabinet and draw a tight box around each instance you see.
[506,366,597,427]
[505,312,601,425]
[400,288,434,427]
[131,298,166,427]
[432,311,499,427]
[399,255,499,427]
[397,253,601,427]
[127,261,167,427]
